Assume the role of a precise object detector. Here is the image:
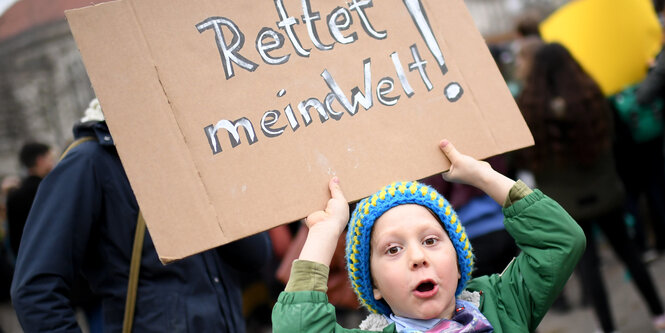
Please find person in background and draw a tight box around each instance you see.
[612,49,665,259]
[636,0,665,106]
[0,176,19,303]
[516,41,665,332]
[509,12,544,104]
[613,0,665,258]
[514,9,541,40]
[5,142,54,257]
[11,99,271,332]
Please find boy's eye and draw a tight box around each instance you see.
[386,246,402,255]
[423,237,438,246]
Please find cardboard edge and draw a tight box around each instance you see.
[446,0,534,152]
[66,1,226,261]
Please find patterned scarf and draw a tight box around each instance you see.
[388,299,493,333]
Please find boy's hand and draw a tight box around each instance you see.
[439,139,492,187]
[299,177,349,266]
[439,139,515,205]
[305,177,349,235]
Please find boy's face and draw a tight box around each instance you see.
[370,204,460,320]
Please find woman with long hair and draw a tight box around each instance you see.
[517,41,665,332]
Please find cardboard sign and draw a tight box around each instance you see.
[540,0,662,96]
[66,0,532,262]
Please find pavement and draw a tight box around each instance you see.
[0,302,21,333]
[538,242,665,333]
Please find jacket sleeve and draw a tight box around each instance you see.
[10,142,102,332]
[272,260,372,333]
[470,189,586,332]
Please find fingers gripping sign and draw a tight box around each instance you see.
[300,177,350,266]
[439,139,514,204]
[439,139,491,186]
[306,177,349,233]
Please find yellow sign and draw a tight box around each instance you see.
[540,0,662,95]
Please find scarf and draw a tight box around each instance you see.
[387,299,493,333]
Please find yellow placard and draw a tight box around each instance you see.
[540,0,662,95]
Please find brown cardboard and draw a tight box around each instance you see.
[65,0,533,262]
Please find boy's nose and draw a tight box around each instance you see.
[409,247,428,269]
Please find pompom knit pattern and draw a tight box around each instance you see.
[345,181,474,315]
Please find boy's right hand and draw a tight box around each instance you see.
[306,177,349,235]
[299,177,349,265]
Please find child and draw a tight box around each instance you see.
[272,140,586,332]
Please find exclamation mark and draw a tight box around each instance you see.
[403,0,447,75]
[403,0,463,103]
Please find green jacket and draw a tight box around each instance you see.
[272,188,586,333]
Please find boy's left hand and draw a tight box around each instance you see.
[439,139,515,205]
[439,139,492,187]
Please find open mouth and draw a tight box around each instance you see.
[413,279,438,298]
[416,281,435,292]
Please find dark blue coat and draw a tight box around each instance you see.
[11,122,271,332]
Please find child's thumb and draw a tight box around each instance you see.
[439,139,460,163]
[329,176,346,201]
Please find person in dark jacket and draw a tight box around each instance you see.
[6,142,54,257]
[10,100,271,332]
[636,47,665,106]
[622,46,665,255]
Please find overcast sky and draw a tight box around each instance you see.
[0,0,18,16]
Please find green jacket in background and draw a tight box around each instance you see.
[272,189,586,333]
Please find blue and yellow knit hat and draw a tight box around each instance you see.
[345,181,474,315]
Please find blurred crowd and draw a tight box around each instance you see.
[2,1,665,333]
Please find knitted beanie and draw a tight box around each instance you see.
[345,181,474,315]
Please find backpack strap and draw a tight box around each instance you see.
[59,137,95,161]
[123,212,146,333]
[61,136,145,332]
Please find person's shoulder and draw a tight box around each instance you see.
[51,139,119,184]
[58,139,106,167]
[69,137,104,154]
[67,121,116,160]
[6,178,38,202]
[5,185,20,205]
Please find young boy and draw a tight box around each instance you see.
[272,140,586,332]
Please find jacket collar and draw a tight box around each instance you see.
[358,291,483,331]
[73,121,114,146]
